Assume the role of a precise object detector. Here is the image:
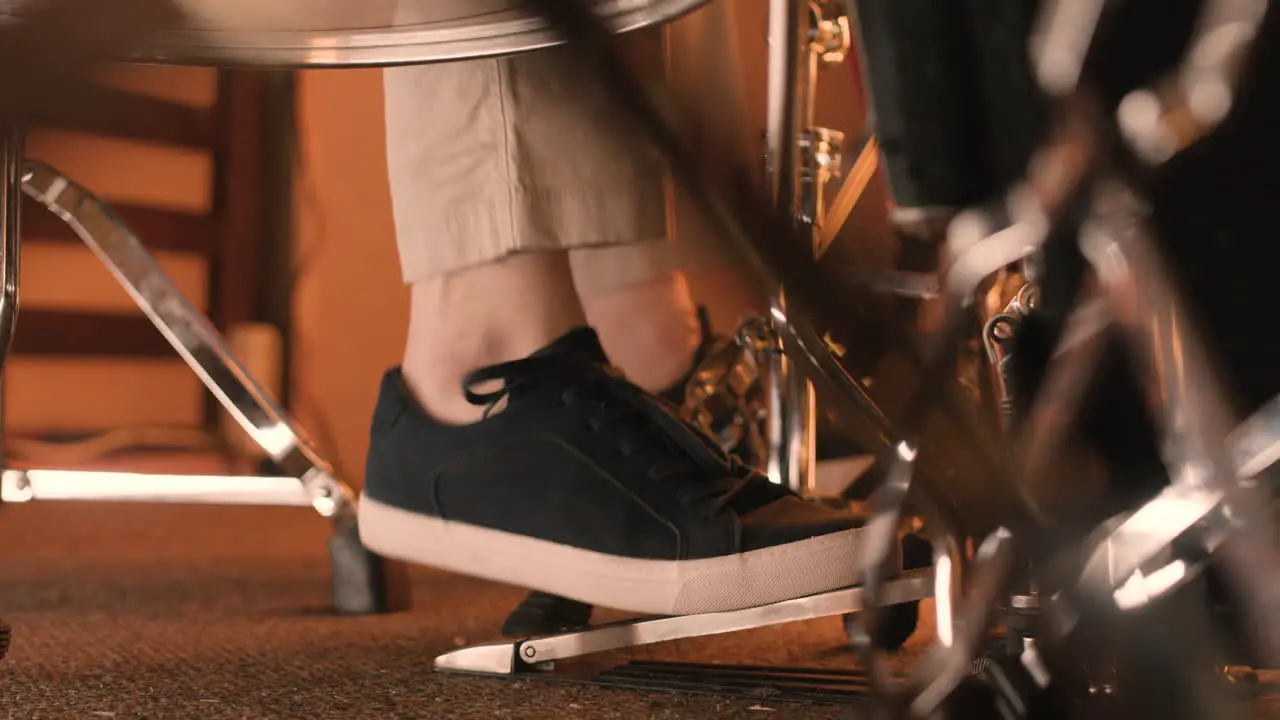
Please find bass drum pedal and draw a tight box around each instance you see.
[501,313,927,650]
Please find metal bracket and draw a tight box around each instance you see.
[809,2,852,67]
[0,468,311,506]
[983,283,1039,429]
[15,160,358,525]
[798,126,846,234]
[816,135,879,260]
[435,568,935,676]
[0,155,404,615]
[678,316,773,470]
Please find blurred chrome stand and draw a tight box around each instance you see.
[0,145,405,616]
[763,0,854,495]
[765,291,816,492]
[0,129,16,664]
[0,130,20,450]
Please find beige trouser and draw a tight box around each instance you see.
[383,1,749,295]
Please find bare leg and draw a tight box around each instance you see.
[580,271,701,393]
[582,265,766,395]
[401,251,586,425]
[684,265,767,333]
[366,10,871,620]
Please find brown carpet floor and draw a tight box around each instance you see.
[0,501,922,720]
[8,501,1280,719]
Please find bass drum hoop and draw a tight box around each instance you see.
[137,0,712,68]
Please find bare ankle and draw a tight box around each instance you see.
[400,251,587,424]
[583,273,703,393]
[399,363,490,425]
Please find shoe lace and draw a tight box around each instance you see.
[462,354,772,517]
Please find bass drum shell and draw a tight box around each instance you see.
[142,0,712,67]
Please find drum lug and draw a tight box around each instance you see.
[983,282,1040,430]
[676,315,774,470]
[798,126,845,242]
[808,2,851,68]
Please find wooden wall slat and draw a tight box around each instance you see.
[41,85,218,150]
[19,242,208,316]
[211,70,269,331]
[6,358,205,433]
[14,311,171,357]
[25,129,214,216]
[21,196,215,255]
[8,68,278,434]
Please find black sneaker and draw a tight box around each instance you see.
[358,327,883,616]
[503,310,730,635]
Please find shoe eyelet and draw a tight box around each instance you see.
[560,391,574,406]
[586,418,601,432]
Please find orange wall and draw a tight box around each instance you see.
[288,2,874,485]
[290,69,406,482]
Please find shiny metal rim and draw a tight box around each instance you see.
[136,0,711,68]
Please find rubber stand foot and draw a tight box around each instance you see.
[327,521,413,615]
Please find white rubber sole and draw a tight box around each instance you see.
[358,494,876,616]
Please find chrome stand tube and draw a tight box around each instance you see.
[1,155,396,613]
[764,0,819,493]
[0,129,22,470]
[19,161,357,528]
[766,293,817,492]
